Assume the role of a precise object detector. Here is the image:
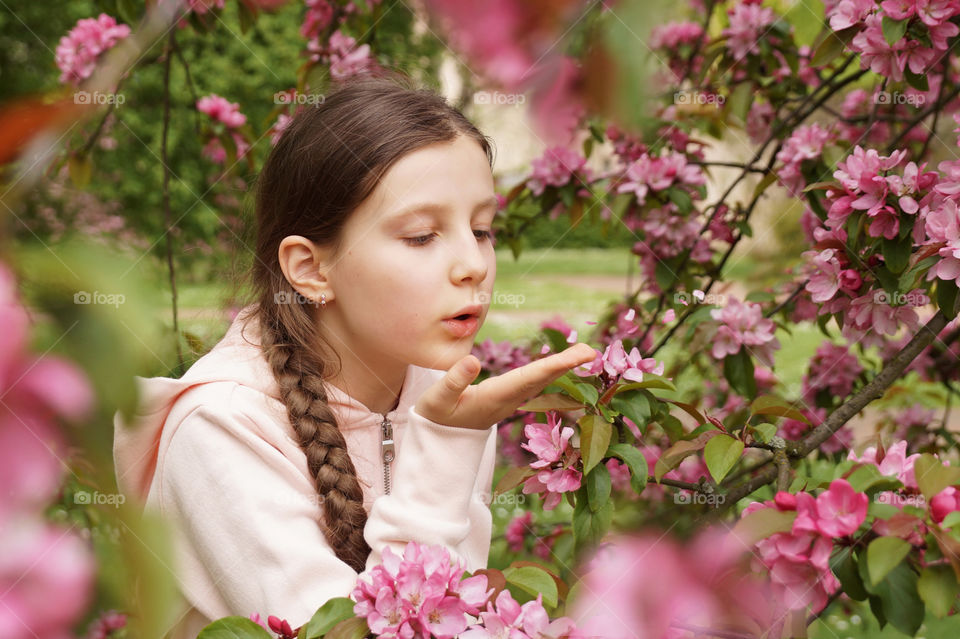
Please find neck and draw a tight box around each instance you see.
[324,349,407,416]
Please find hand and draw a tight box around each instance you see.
[414,343,597,430]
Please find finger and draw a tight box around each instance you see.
[418,354,481,418]
[483,343,597,405]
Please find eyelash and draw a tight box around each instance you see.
[403,230,494,247]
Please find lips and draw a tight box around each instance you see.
[445,304,482,321]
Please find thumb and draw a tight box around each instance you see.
[419,354,481,419]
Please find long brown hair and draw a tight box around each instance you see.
[243,72,493,572]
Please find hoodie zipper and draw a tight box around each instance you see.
[380,415,395,495]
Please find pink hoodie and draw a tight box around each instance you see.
[113,306,497,639]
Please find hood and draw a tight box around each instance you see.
[113,304,435,501]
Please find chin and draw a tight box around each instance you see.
[417,343,475,371]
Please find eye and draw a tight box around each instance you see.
[403,233,436,247]
[474,229,494,242]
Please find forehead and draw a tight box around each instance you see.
[351,135,495,226]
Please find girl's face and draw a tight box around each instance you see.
[322,134,497,372]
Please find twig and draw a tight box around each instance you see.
[161,32,184,373]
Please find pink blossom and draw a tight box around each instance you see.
[617,149,706,205]
[851,14,908,80]
[649,21,704,49]
[301,0,335,40]
[196,94,247,128]
[709,297,781,367]
[462,590,569,639]
[776,124,833,196]
[526,146,587,196]
[326,30,375,81]
[523,467,582,510]
[804,248,843,303]
[848,440,921,488]
[352,542,493,639]
[521,412,573,468]
[829,0,876,30]
[723,3,778,60]
[85,610,127,639]
[843,292,921,341]
[803,341,863,400]
[472,338,532,375]
[504,512,531,552]
[930,486,960,523]
[576,340,665,383]
[55,14,131,85]
[814,479,868,537]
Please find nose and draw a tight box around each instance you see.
[449,228,489,284]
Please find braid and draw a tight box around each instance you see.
[258,309,371,573]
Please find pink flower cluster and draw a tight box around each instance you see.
[802,341,863,401]
[301,0,335,39]
[526,146,589,196]
[649,21,706,80]
[709,297,781,367]
[462,590,579,639]
[55,14,131,85]
[775,123,834,197]
[571,530,784,638]
[616,149,706,209]
[848,440,920,488]
[472,338,532,375]
[1,263,96,639]
[521,412,582,510]
[84,610,127,639]
[746,480,868,612]
[351,542,491,638]
[803,248,863,304]
[723,1,779,61]
[196,94,249,164]
[925,197,960,287]
[575,339,665,385]
[829,0,960,81]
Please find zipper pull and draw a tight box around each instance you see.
[381,416,394,494]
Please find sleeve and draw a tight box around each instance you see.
[363,405,497,573]
[157,392,496,630]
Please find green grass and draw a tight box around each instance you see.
[493,247,634,276]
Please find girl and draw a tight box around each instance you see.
[113,73,595,639]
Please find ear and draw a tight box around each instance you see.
[277,235,335,304]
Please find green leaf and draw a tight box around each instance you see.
[860,559,925,635]
[914,453,960,500]
[667,187,693,214]
[751,422,778,445]
[655,260,678,290]
[937,278,960,320]
[654,431,716,482]
[325,617,369,639]
[585,463,612,513]
[198,617,273,639]
[723,349,757,399]
[116,0,140,24]
[750,395,808,422]
[493,466,537,497]
[579,414,612,475]
[728,508,796,549]
[917,565,959,618]
[846,463,901,494]
[520,393,585,412]
[881,16,908,46]
[503,566,559,608]
[613,374,676,392]
[881,236,911,274]
[572,487,613,551]
[830,546,868,601]
[703,434,744,484]
[727,82,754,124]
[905,69,929,92]
[867,536,912,586]
[298,598,356,639]
[610,391,651,431]
[606,443,649,493]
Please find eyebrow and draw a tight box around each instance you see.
[387,195,499,223]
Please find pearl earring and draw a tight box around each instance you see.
[320,293,326,308]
